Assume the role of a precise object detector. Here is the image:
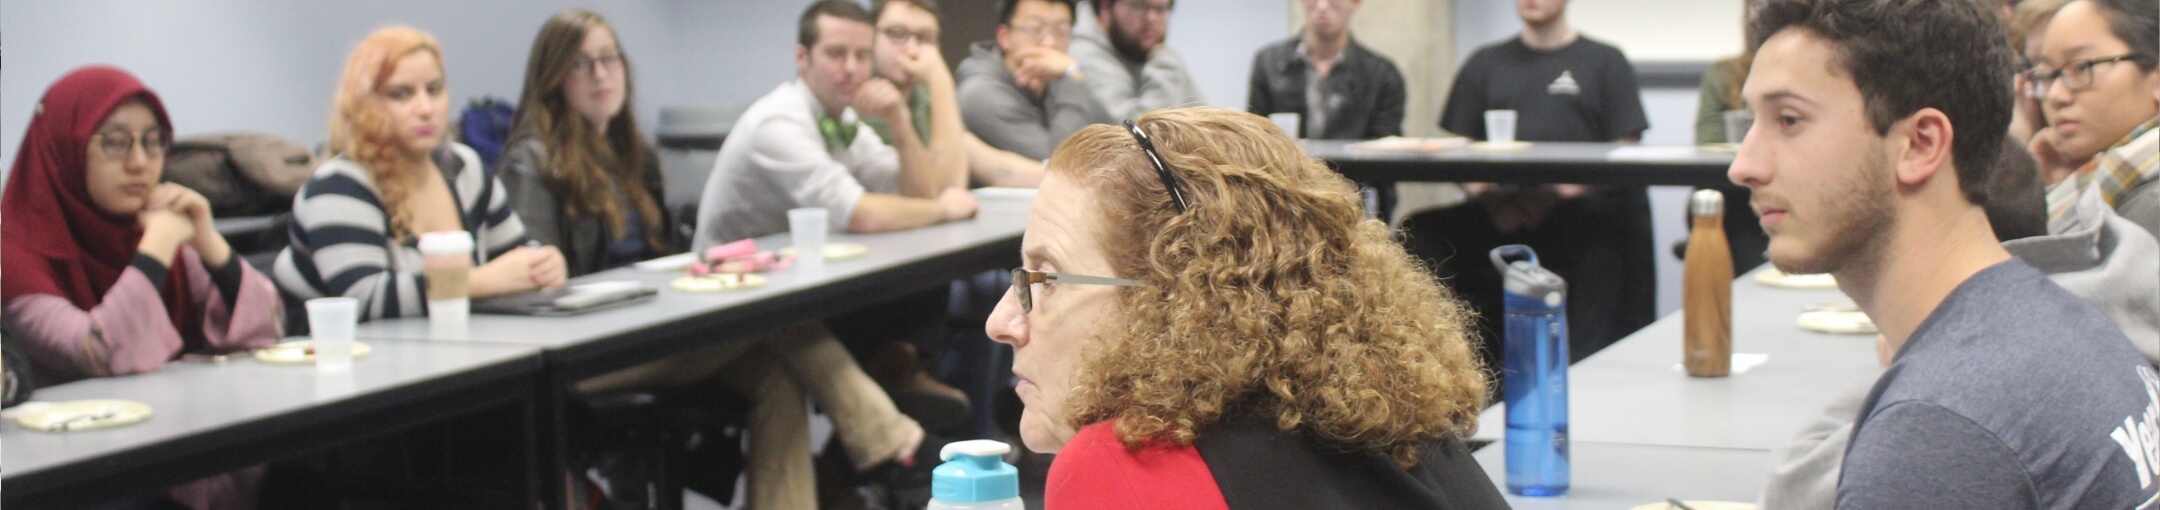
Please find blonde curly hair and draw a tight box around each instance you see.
[328,26,446,242]
[1051,107,1490,468]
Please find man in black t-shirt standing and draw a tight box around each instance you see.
[1401,0,1654,369]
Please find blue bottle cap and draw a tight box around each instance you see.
[931,440,1021,503]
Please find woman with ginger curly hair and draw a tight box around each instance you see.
[985,107,1505,508]
[275,26,566,320]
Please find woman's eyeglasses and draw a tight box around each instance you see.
[1124,120,1188,213]
[2027,54,2140,99]
[570,52,625,77]
[1009,268,1141,314]
[93,129,170,160]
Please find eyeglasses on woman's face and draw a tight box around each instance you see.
[93,128,169,160]
[2028,54,2140,99]
[1008,268,1142,314]
[570,51,625,77]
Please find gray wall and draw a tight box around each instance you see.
[0,0,686,169]
[1,0,1285,172]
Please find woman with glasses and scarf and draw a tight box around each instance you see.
[1,66,282,509]
[985,107,1505,509]
[2031,0,2160,234]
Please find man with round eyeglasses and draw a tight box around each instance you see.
[868,0,1049,188]
[955,0,1114,161]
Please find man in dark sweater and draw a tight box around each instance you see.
[1734,0,2160,507]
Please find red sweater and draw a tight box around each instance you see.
[1044,422,1231,510]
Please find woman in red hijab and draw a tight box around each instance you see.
[2,66,281,390]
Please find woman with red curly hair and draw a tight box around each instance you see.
[986,107,1505,508]
[274,26,566,319]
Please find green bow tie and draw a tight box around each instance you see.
[819,114,860,152]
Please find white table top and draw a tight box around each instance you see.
[1475,441,1769,509]
[1473,270,1883,450]
[352,196,1033,350]
[2,338,542,482]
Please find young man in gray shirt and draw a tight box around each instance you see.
[1733,0,2160,507]
[1069,0,1203,120]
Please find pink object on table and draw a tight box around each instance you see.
[691,239,795,275]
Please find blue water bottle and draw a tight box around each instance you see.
[1492,244,1569,496]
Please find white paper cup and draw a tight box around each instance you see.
[1267,112,1301,138]
[306,297,358,372]
[1723,109,1755,144]
[789,208,830,271]
[417,231,474,331]
[1485,110,1519,145]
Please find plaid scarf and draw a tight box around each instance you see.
[2046,161,2098,231]
[2094,117,2160,208]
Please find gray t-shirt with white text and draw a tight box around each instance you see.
[1840,261,2160,509]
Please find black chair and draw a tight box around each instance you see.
[571,388,751,510]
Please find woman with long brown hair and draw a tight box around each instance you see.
[986,107,1505,508]
[274,26,567,320]
[500,9,673,275]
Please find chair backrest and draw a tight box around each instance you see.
[458,97,518,168]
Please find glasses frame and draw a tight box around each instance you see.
[1006,22,1073,44]
[1124,120,1190,213]
[1115,0,1174,19]
[569,51,625,77]
[1009,268,1142,314]
[879,25,940,47]
[93,128,171,160]
[2028,54,2140,99]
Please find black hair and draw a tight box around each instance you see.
[874,0,940,21]
[1000,0,1079,26]
[1982,140,2047,242]
[800,0,875,48]
[1751,0,2017,206]
[2089,0,2160,71]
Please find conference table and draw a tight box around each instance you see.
[349,192,1034,508]
[1,338,547,510]
[1305,140,1738,187]
[1,193,1032,509]
[1469,269,1880,507]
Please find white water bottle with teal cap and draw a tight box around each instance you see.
[928,440,1024,510]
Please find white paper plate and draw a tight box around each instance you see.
[1754,268,1837,289]
[632,252,700,272]
[14,399,153,432]
[1469,141,1532,153]
[1798,310,1877,335]
[778,243,868,261]
[971,187,1040,200]
[1346,136,1469,153]
[255,340,374,365]
[671,273,767,293]
[1629,501,1756,510]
